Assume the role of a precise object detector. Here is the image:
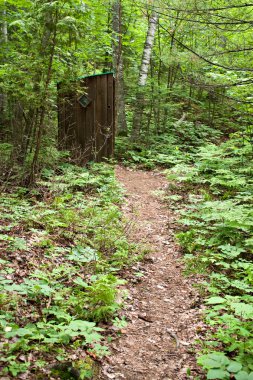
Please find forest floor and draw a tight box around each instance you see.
[98,166,205,380]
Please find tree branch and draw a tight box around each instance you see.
[159,22,253,72]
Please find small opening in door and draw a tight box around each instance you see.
[78,94,91,108]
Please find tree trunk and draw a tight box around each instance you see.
[162,13,181,132]
[131,10,158,140]
[28,10,59,184]
[112,0,127,136]
[2,2,8,43]
[0,2,8,140]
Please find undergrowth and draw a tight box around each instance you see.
[166,134,253,379]
[116,120,253,379]
[0,163,140,379]
[2,119,252,379]
[116,120,223,169]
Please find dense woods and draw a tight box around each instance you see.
[0,0,253,379]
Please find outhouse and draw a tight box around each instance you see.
[58,72,115,162]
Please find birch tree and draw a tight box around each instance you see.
[0,1,8,142]
[131,8,158,140]
[112,0,127,136]
[2,1,8,43]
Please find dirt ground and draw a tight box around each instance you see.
[98,166,205,380]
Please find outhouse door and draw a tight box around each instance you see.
[58,72,115,162]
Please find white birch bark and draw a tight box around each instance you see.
[2,2,8,43]
[131,10,158,139]
[138,11,158,87]
[112,0,127,135]
[1,2,8,136]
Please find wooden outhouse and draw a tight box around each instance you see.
[58,72,115,162]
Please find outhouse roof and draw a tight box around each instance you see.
[78,71,114,80]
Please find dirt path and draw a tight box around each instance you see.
[99,166,203,380]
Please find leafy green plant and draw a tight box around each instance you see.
[169,136,253,377]
[0,163,139,378]
[197,352,251,380]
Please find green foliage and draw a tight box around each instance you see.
[197,352,246,380]
[2,0,253,377]
[198,352,253,380]
[116,120,222,169]
[0,0,115,181]
[0,163,140,378]
[169,136,253,376]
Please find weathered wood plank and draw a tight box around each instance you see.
[99,74,108,160]
[95,75,103,161]
[58,73,115,163]
[85,77,96,161]
[107,74,115,157]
